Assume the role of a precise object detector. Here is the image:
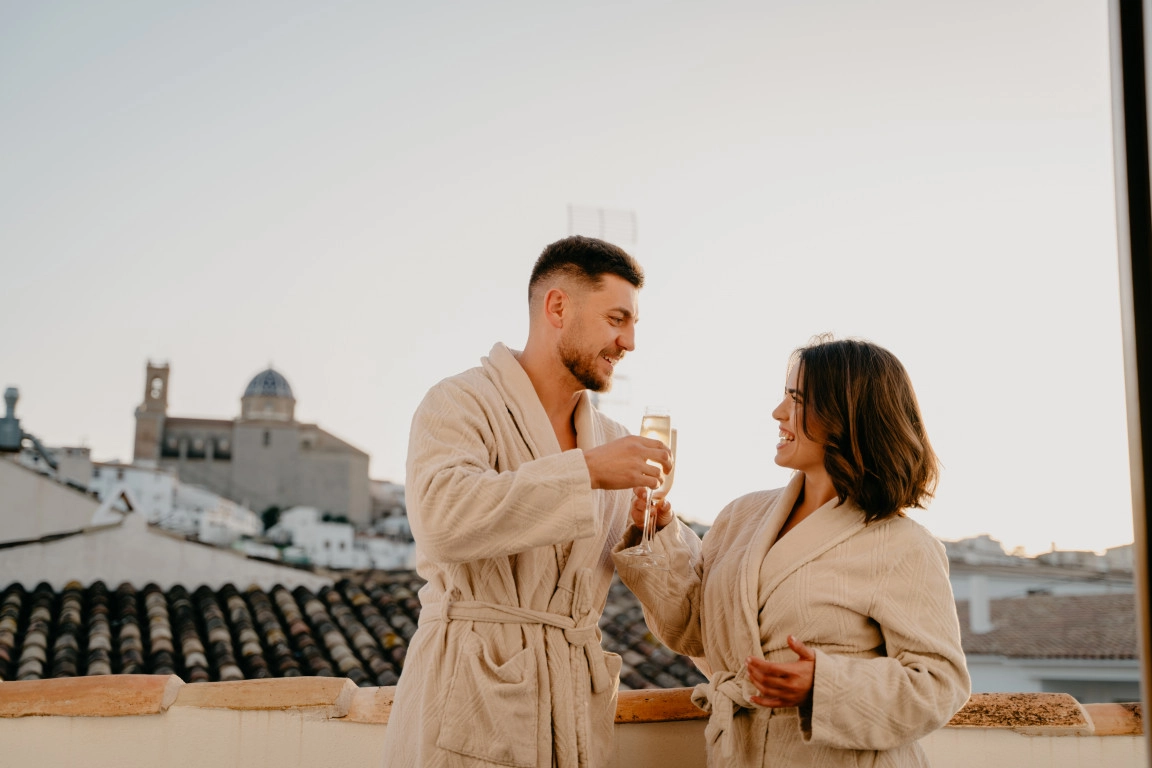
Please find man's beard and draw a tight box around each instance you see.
[559,339,613,393]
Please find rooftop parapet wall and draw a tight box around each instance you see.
[0,677,1143,768]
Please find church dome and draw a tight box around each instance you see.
[243,368,295,400]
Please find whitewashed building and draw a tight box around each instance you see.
[88,462,261,546]
[268,506,366,569]
[268,505,416,570]
[355,533,417,570]
[944,534,1135,601]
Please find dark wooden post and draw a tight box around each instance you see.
[1108,1,1152,759]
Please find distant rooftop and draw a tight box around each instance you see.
[957,593,1138,659]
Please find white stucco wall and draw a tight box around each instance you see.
[0,513,331,591]
[89,463,178,523]
[0,680,1143,768]
[0,457,98,545]
[968,655,1142,702]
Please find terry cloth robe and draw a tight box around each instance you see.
[614,473,971,768]
[382,342,632,768]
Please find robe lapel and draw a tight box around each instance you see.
[757,494,866,609]
[483,346,604,611]
[556,393,605,598]
[738,474,804,655]
[482,343,569,602]
[482,343,562,460]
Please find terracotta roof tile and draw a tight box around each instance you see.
[957,593,1137,659]
[0,573,710,689]
[20,574,1134,689]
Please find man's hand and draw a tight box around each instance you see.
[746,635,816,709]
[582,436,672,491]
[629,486,674,531]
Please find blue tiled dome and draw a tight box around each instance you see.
[243,368,294,399]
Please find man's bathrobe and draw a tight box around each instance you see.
[614,473,970,768]
[382,343,632,768]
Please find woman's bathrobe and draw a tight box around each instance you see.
[382,343,632,768]
[614,474,970,767]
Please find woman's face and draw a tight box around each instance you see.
[771,363,827,477]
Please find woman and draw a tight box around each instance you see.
[614,336,970,767]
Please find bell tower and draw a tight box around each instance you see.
[133,362,169,465]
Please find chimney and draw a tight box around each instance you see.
[0,387,21,451]
[969,573,994,634]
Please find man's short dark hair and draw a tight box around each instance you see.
[529,235,644,303]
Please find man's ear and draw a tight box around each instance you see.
[543,287,569,329]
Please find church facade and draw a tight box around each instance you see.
[132,363,371,526]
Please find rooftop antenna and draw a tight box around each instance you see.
[566,204,638,248]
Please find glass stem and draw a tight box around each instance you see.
[642,488,654,551]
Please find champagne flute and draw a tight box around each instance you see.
[617,408,676,570]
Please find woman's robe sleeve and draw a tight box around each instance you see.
[612,516,709,659]
[804,533,971,751]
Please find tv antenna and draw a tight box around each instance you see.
[567,205,637,247]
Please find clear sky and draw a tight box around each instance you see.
[1,0,1131,556]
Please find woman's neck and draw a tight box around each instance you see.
[798,470,836,513]
[777,471,837,542]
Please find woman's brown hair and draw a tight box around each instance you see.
[792,335,939,522]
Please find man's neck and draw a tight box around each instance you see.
[515,344,583,450]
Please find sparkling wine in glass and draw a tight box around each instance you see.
[617,408,675,570]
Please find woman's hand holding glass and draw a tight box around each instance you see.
[629,487,674,532]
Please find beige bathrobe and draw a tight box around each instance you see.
[614,473,970,768]
[383,343,632,768]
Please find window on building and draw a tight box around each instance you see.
[188,437,206,460]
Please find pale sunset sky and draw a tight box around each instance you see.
[0,0,1132,556]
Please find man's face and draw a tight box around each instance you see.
[557,274,639,392]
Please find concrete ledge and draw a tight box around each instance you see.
[345,685,395,724]
[171,677,357,717]
[947,692,1091,735]
[1084,702,1144,735]
[0,674,183,718]
[0,676,1142,742]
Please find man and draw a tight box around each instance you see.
[382,235,671,768]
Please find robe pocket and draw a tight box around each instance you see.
[602,649,623,681]
[436,632,539,768]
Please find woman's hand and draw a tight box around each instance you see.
[746,635,816,708]
[630,486,674,532]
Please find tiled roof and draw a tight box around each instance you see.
[0,572,707,690]
[4,575,1139,690]
[957,593,1137,659]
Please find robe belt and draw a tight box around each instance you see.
[691,670,753,762]
[419,599,612,693]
